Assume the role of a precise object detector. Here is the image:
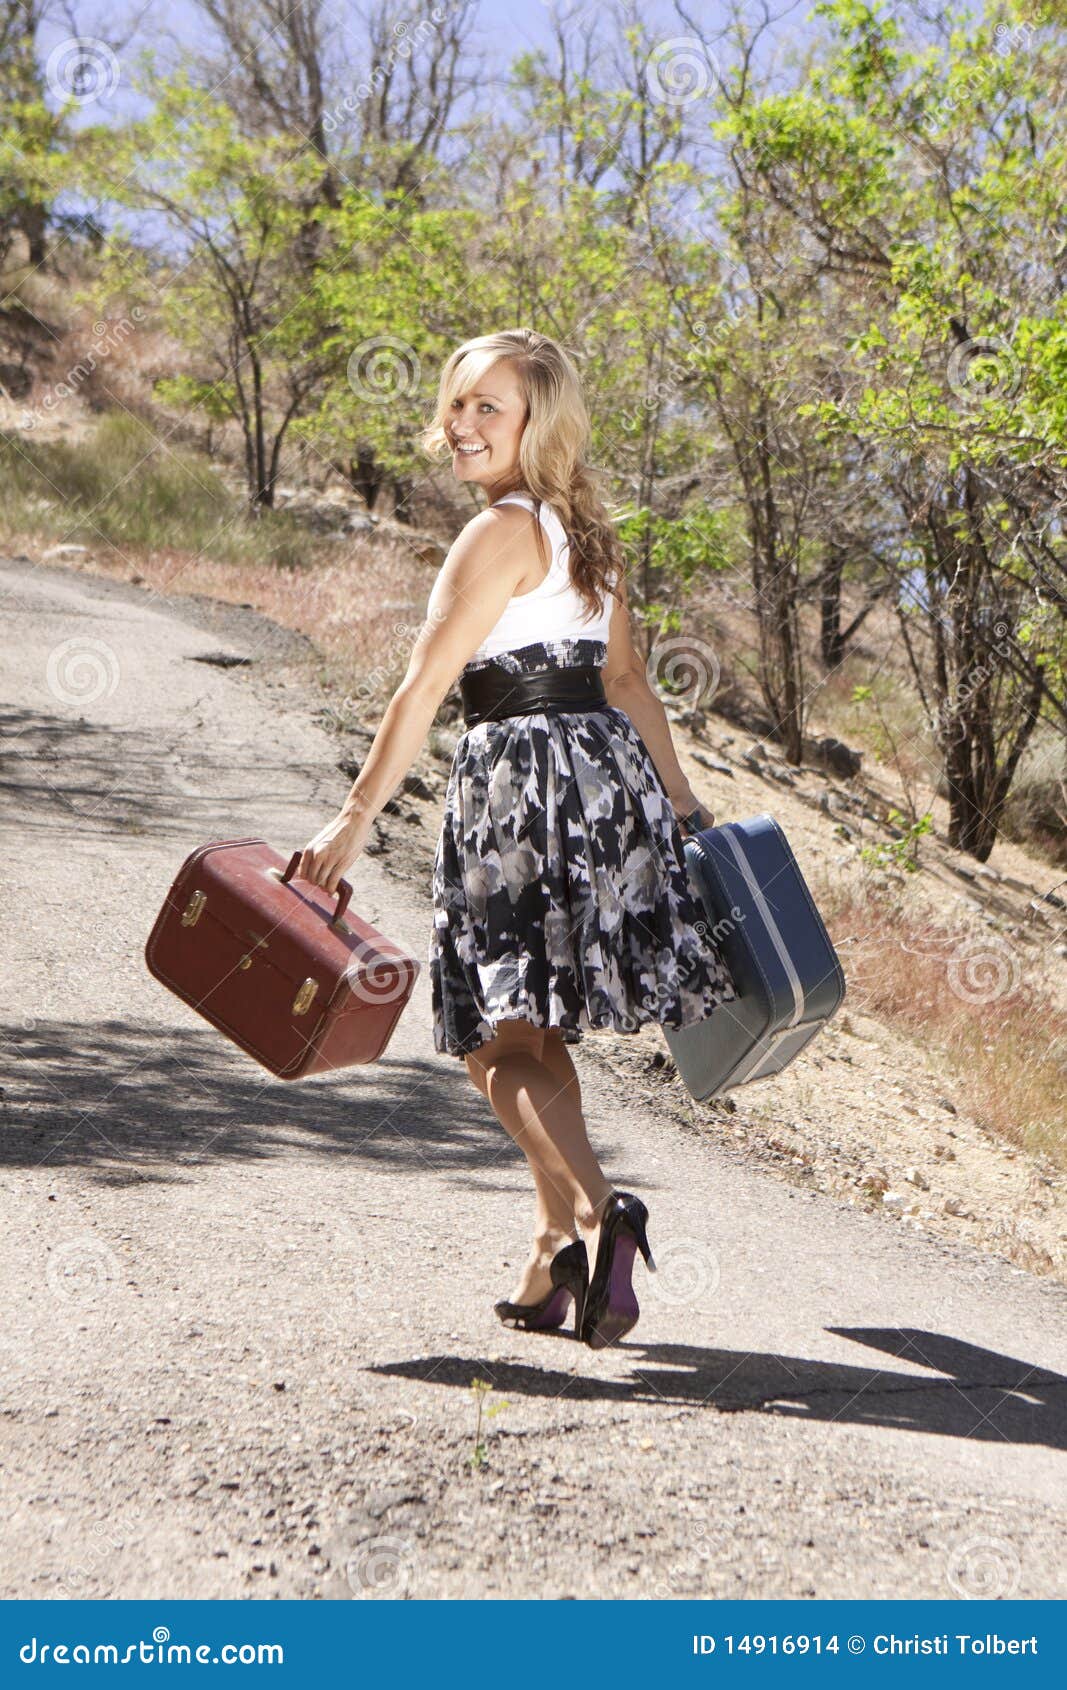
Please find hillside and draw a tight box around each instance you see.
[2,287,1065,1288]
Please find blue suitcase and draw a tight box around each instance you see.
[664,812,846,1100]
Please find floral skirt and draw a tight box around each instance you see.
[428,638,738,1059]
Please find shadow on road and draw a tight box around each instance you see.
[0,1022,580,1179]
[372,1329,1067,1448]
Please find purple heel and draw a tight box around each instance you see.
[495,1284,571,1332]
[494,1238,590,1334]
[581,1192,655,1350]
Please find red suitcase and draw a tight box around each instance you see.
[145,838,420,1079]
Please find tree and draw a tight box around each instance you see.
[727,0,1066,852]
[73,70,338,508]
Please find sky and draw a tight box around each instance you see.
[38,0,819,132]
[33,0,783,247]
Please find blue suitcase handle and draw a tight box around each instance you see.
[677,804,714,838]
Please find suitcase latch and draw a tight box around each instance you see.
[181,889,206,926]
[292,977,319,1015]
[238,931,270,969]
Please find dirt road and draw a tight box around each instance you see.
[2,557,1065,1600]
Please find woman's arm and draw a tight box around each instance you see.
[601,572,714,824]
[297,503,536,893]
[604,673,705,815]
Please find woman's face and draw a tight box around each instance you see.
[446,359,527,496]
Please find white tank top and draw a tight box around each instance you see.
[467,491,618,663]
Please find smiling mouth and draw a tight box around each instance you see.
[453,442,488,456]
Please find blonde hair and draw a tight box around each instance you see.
[418,327,625,623]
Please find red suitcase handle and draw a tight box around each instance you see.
[280,849,354,928]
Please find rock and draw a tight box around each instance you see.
[904,1167,929,1189]
[0,360,33,398]
[942,1196,968,1217]
[410,539,447,567]
[380,795,417,820]
[43,543,89,558]
[692,751,734,778]
[811,736,863,778]
[936,1096,957,1115]
[400,771,435,802]
[882,1192,905,1212]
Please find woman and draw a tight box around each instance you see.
[298,328,737,1349]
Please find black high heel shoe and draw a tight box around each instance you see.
[580,1191,655,1349]
[494,1238,589,1335]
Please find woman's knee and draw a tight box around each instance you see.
[464,1051,490,1098]
[466,1019,545,1099]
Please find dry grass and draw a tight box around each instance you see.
[817,873,1067,1168]
[0,413,437,710]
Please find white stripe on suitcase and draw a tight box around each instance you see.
[706,826,806,1088]
[719,824,804,1021]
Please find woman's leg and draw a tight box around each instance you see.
[466,1030,574,1239]
[466,1019,613,1304]
[538,1029,616,1277]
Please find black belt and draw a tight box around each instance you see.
[460,662,607,728]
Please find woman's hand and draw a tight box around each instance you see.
[296,808,373,898]
[670,789,716,832]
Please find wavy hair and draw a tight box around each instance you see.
[418,327,625,624]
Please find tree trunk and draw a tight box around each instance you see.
[390,473,415,525]
[820,544,846,669]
